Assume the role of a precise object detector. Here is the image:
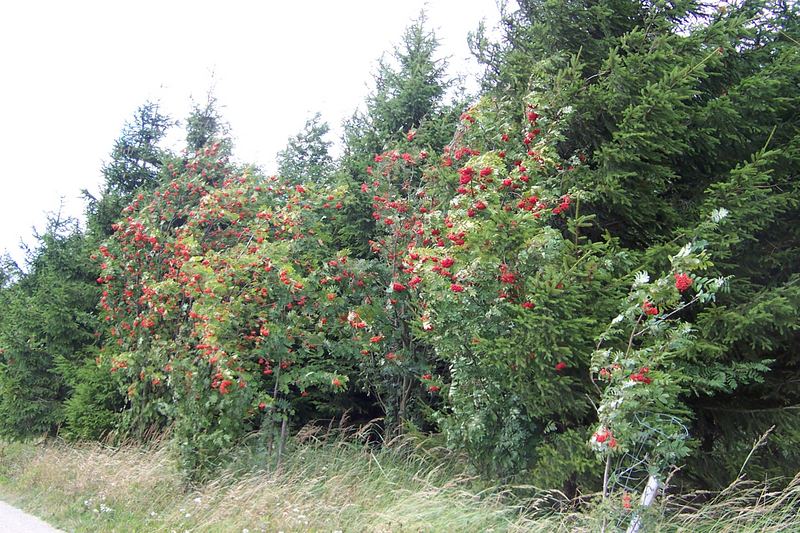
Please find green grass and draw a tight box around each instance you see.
[0,431,797,532]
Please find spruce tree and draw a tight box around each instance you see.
[327,15,465,432]
[276,112,334,186]
[185,94,231,154]
[62,102,174,440]
[470,0,800,487]
[0,214,100,438]
[85,101,172,237]
[336,14,461,257]
[341,12,455,173]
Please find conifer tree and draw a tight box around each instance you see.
[341,13,455,174]
[59,102,175,440]
[276,112,334,186]
[0,214,100,438]
[336,14,460,257]
[469,0,800,487]
[0,254,19,289]
[185,93,231,155]
[85,102,172,237]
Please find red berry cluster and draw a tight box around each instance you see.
[629,366,652,384]
[551,194,571,215]
[594,427,617,448]
[622,492,633,510]
[642,300,659,316]
[674,272,693,293]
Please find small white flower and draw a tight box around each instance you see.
[633,271,650,287]
[193,497,202,504]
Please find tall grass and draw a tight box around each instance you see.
[0,429,797,532]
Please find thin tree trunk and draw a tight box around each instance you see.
[275,416,288,471]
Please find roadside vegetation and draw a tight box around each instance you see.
[1,432,798,532]
[0,1,798,531]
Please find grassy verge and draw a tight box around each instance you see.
[0,433,797,532]
[0,434,555,532]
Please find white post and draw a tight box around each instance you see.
[626,475,659,533]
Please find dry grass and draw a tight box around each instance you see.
[653,474,800,533]
[0,433,797,532]
[0,434,554,532]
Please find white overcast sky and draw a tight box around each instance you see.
[0,0,503,266]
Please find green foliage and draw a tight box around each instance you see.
[0,216,99,439]
[2,3,798,500]
[85,101,172,238]
[77,2,800,488]
[0,254,20,289]
[96,140,368,476]
[375,97,626,488]
[62,353,123,441]
[469,0,800,488]
[0,102,174,442]
[336,14,461,258]
[342,12,453,161]
[102,102,172,196]
[276,112,334,186]
[185,93,231,155]
[591,241,728,489]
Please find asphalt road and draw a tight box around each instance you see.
[0,501,63,532]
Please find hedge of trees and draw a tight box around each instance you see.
[1,1,797,498]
